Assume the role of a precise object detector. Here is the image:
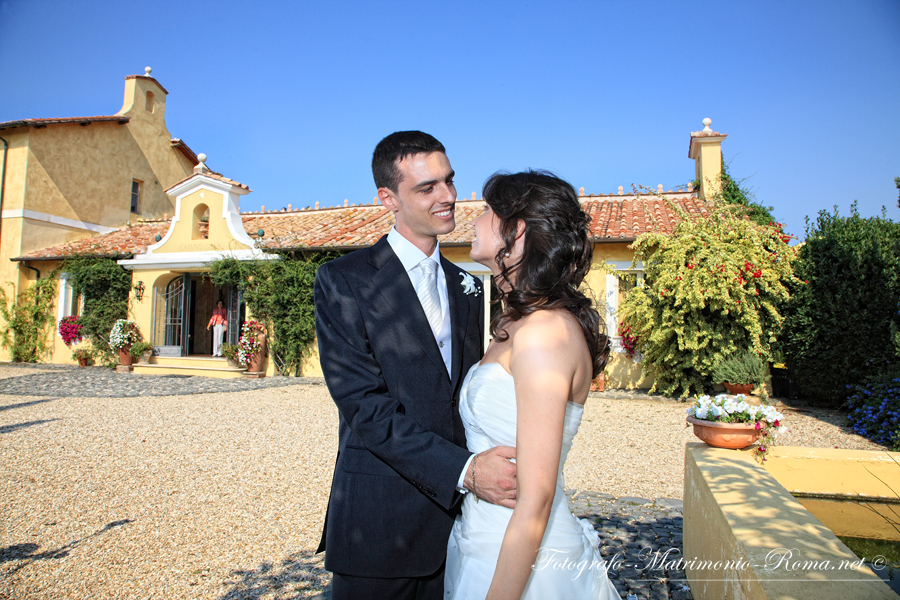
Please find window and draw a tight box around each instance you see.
[145,91,155,113]
[604,261,644,353]
[57,274,83,325]
[131,180,141,213]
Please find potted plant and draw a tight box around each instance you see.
[686,394,784,461]
[59,316,84,347]
[220,342,242,368]
[109,319,142,366]
[712,351,768,396]
[129,341,153,363]
[238,320,267,375]
[72,347,93,367]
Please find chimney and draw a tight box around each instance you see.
[688,118,728,199]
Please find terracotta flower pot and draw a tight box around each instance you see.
[590,374,606,392]
[117,346,134,366]
[723,381,754,395]
[77,357,89,367]
[686,416,761,449]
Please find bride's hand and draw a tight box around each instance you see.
[468,446,517,508]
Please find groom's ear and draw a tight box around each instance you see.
[378,187,399,213]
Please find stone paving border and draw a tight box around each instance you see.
[0,363,316,397]
[568,491,692,600]
[310,494,692,600]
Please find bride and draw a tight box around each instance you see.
[445,171,620,600]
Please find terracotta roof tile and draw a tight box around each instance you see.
[0,116,130,131]
[13,193,708,261]
[13,220,173,260]
[165,169,251,192]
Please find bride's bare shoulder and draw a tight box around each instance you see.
[512,310,582,349]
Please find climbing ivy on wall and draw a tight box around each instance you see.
[208,252,334,376]
[61,256,133,365]
[0,277,59,362]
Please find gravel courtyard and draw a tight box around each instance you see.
[0,364,887,600]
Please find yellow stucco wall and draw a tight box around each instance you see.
[694,141,723,199]
[151,188,251,254]
[0,74,196,362]
[0,131,29,211]
[684,443,898,600]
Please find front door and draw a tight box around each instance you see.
[153,273,192,357]
[180,273,193,356]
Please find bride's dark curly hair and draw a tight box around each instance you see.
[484,170,609,378]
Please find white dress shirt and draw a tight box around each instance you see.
[386,227,452,374]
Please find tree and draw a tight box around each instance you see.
[712,162,776,228]
[619,200,797,398]
[780,203,900,406]
[894,176,899,211]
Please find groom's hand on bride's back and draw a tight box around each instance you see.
[466,446,517,508]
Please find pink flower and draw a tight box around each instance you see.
[755,422,762,430]
[773,420,780,427]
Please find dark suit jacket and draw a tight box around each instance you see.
[314,235,484,578]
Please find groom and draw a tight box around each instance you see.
[314,131,516,600]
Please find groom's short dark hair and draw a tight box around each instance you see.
[372,131,446,193]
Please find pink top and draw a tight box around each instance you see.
[208,308,227,327]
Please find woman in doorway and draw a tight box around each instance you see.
[207,299,227,357]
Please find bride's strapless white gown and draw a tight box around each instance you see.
[445,362,620,599]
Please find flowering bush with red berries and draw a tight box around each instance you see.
[619,196,799,398]
[58,316,84,346]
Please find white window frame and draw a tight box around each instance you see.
[605,260,643,355]
[452,261,493,350]
[57,273,85,332]
[130,180,142,214]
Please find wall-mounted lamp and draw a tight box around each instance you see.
[134,281,145,301]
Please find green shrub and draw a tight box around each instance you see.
[712,351,768,386]
[0,277,58,362]
[62,256,132,366]
[780,204,900,405]
[208,252,334,375]
[619,199,798,398]
[220,342,240,364]
[129,340,152,359]
[713,163,776,228]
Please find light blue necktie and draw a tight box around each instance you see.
[416,259,442,335]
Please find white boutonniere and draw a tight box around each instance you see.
[460,273,480,296]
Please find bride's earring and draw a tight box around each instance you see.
[504,252,510,257]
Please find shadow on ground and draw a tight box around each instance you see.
[219,550,331,600]
[0,419,59,435]
[0,519,133,574]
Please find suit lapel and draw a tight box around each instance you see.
[443,257,470,392]
[370,237,447,376]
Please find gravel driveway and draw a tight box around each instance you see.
[0,364,886,599]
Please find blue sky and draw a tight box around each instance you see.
[1,0,898,238]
